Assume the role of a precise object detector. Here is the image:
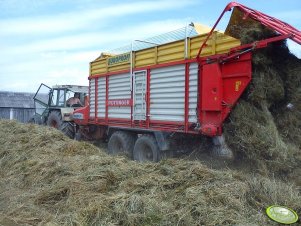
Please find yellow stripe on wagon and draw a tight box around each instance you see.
[90,24,241,77]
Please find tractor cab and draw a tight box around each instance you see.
[50,85,87,108]
[33,83,88,118]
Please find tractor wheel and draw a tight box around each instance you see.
[60,122,75,139]
[47,111,62,129]
[108,131,136,158]
[133,134,160,162]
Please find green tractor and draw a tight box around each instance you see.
[30,83,88,138]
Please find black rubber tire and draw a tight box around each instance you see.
[60,122,75,139]
[133,134,160,162]
[108,131,136,158]
[47,111,62,129]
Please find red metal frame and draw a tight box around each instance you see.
[130,72,134,127]
[197,2,301,59]
[184,63,190,132]
[105,76,109,123]
[146,69,151,128]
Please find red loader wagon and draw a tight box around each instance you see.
[72,2,301,162]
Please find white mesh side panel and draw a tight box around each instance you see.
[189,63,198,123]
[150,64,185,122]
[133,71,147,120]
[89,79,96,118]
[97,77,106,118]
[108,73,131,119]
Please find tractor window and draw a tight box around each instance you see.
[79,93,85,104]
[66,90,75,107]
[58,90,66,106]
[50,90,58,106]
[35,101,47,115]
[66,90,74,101]
[34,84,51,104]
[33,83,52,116]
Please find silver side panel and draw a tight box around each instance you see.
[89,79,96,118]
[189,63,198,123]
[97,77,106,118]
[133,71,147,120]
[108,73,131,119]
[150,64,185,122]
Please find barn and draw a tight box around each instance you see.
[0,91,35,123]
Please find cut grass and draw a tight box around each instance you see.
[0,120,300,225]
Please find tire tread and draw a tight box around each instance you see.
[108,131,136,158]
[133,134,160,162]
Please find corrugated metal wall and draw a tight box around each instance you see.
[91,64,199,124]
[189,63,198,123]
[97,77,106,118]
[0,108,35,123]
[89,79,96,118]
[108,73,131,119]
[0,108,10,119]
[150,65,185,122]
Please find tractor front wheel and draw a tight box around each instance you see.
[60,122,75,139]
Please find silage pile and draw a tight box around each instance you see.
[1,23,301,226]
[0,120,300,226]
[224,24,301,181]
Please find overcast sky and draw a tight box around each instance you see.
[1,0,301,93]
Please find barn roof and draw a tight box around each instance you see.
[0,91,35,108]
